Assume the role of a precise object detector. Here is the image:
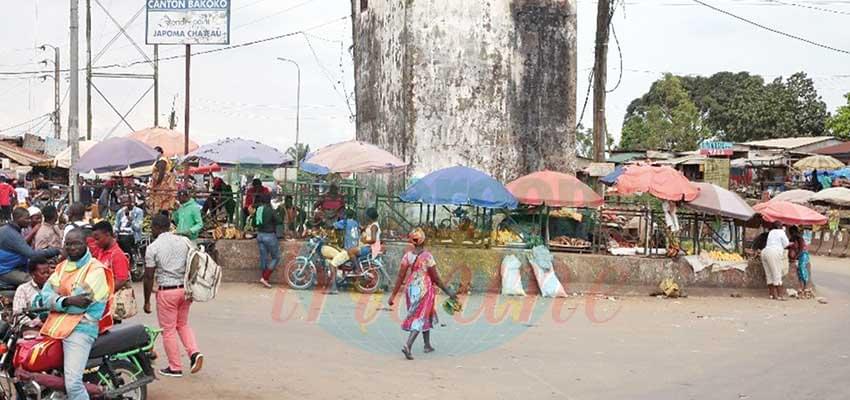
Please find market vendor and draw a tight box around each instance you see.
[243,178,270,223]
[148,146,177,215]
[281,195,304,238]
[203,177,235,222]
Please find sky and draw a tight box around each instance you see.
[0,0,848,152]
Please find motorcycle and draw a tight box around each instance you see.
[0,307,160,400]
[117,233,148,283]
[285,235,388,293]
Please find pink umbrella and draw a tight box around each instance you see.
[127,127,199,157]
[301,140,407,174]
[753,200,827,226]
[613,165,699,202]
[506,170,603,207]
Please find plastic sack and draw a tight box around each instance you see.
[528,245,567,298]
[500,255,526,296]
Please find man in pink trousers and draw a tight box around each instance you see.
[143,214,204,377]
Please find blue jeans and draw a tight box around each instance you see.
[257,232,281,271]
[63,330,96,400]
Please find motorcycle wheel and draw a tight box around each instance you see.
[285,258,316,290]
[354,267,382,294]
[100,359,147,400]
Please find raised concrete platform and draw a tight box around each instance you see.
[213,240,800,296]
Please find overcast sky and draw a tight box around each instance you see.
[0,0,848,151]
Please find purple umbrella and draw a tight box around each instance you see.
[188,138,292,166]
[74,137,158,173]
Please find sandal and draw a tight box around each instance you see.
[424,346,435,354]
[402,346,414,360]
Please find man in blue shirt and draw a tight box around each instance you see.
[0,207,61,287]
[328,209,360,294]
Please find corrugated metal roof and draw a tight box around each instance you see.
[743,136,835,150]
[0,141,49,166]
[815,142,850,155]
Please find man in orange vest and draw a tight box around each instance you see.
[34,229,113,400]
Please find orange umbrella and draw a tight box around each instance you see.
[753,200,827,225]
[613,165,699,201]
[127,127,199,157]
[506,170,603,207]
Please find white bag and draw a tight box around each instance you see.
[528,245,567,298]
[500,255,526,296]
[182,239,222,302]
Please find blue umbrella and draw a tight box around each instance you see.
[600,166,625,186]
[399,166,518,209]
[299,161,331,175]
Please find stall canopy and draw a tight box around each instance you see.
[605,165,699,201]
[53,140,98,168]
[74,137,158,173]
[772,189,815,205]
[506,170,603,208]
[793,155,845,171]
[685,182,755,220]
[810,187,850,207]
[753,200,827,225]
[127,127,199,157]
[300,140,408,175]
[399,166,518,209]
[188,138,292,166]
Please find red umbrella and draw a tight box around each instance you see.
[753,200,827,225]
[613,165,699,201]
[184,163,222,175]
[506,170,603,207]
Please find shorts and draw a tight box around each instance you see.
[359,246,372,257]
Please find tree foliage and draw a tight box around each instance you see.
[620,74,706,152]
[575,124,613,159]
[621,71,829,148]
[286,143,310,163]
[827,93,850,140]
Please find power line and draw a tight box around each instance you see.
[762,0,850,15]
[0,15,350,77]
[0,113,51,133]
[692,0,850,55]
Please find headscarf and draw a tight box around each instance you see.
[27,206,41,216]
[409,228,426,246]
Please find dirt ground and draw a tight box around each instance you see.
[136,256,850,400]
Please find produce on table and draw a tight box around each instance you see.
[549,235,591,248]
[704,250,744,262]
[492,229,522,245]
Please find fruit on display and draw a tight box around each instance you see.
[549,235,591,248]
[705,251,744,262]
[492,229,522,245]
[213,225,244,240]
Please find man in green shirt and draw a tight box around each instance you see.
[173,190,203,241]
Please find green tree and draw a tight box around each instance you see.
[575,124,613,159]
[620,74,706,151]
[285,143,310,163]
[827,93,850,139]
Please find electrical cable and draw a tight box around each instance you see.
[0,113,51,133]
[692,0,850,55]
[761,0,850,16]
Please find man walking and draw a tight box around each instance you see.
[143,214,204,377]
[173,190,203,241]
[251,194,282,288]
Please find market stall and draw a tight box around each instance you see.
[127,127,199,157]
[399,166,517,247]
[505,170,603,251]
[682,182,754,262]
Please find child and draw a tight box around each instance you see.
[787,226,812,296]
[388,228,457,360]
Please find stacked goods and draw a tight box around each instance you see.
[550,208,583,221]
[492,229,523,245]
[213,225,244,240]
[705,251,744,262]
[550,235,591,248]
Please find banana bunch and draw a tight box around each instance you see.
[706,251,744,262]
[492,229,522,245]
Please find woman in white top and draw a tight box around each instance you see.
[760,221,790,300]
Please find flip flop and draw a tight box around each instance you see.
[402,346,414,360]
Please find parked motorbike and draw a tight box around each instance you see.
[285,235,387,293]
[0,307,160,400]
[117,233,148,282]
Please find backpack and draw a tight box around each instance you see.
[181,238,222,302]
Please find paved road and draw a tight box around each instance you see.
[135,257,850,400]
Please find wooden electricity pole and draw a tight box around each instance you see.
[592,0,612,163]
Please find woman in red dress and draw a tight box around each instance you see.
[388,228,456,360]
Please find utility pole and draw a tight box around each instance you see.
[184,45,191,155]
[277,57,301,167]
[86,0,92,140]
[40,45,61,139]
[154,45,159,127]
[592,0,612,163]
[70,0,81,201]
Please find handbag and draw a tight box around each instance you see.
[113,285,138,320]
